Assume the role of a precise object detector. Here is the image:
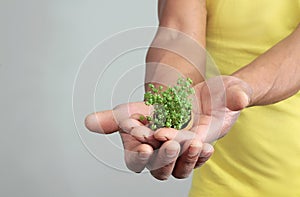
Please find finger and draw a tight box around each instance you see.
[124,143,154,173]
[114,102,151,123]
[226,86,251,111]
[194,143,214,168]
[148,141,180,180]
[153,128,179,141]
[85,110,118,134]
[130,126,161,148]
[130,113,149,125]
[225,78,253,111]
[154,128,198,143]
[119,114,160,148]
[130,126,153,140]
[119,118,143,133]
[85,103,150,134]
[128,113,154,143]
[172,140,202,179]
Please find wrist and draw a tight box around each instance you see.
[146,45,206,86]
[145,18,207,89]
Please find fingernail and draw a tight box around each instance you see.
[165,149,178,158]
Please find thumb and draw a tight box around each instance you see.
[226,85,252,111]
[85,110,119,134]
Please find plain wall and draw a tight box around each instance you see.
[0,1,193,196]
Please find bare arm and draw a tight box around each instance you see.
[157,0,206,45]
[146,0,207,87]
[143,0,212,180]
[86,1,212,181]
[233,24,300,106]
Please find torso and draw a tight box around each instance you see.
[190,1,300,196]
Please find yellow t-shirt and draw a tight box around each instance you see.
[190,1,300,196]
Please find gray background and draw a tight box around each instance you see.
[0,1,193,196]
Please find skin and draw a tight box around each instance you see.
[142,0,209,179]
[85,1,300,180]
[233,23,300,106]
[85,76,252,180]
[146,0,207,86]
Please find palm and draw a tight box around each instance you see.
[153,75,252,169]
[85,76,252,180]
[112,102,160,173]
[191,76,252,142]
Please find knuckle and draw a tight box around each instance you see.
[196,157,210,166]
[195,161,205,168]
[185,155,199,164]
[172,163,194,179]
[201,151,213,158]
[157,153,176,165]
[161,158,176,166]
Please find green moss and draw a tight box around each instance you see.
[144,77,194,130]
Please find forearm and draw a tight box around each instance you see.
[233,24,300,106]
[146,0,207,89]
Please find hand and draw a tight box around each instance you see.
[85,101,213,180]
[154,75,253,171]
[85,102,158,173]
[84,76,252,180]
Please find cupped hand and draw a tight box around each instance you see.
[85,75,252,180]
[153,75,253,176]
[85,102,158,173]
[85,101,212,180]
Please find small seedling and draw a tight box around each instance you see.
[143,77,195,130]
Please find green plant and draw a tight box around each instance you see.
[143,77,195,130]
